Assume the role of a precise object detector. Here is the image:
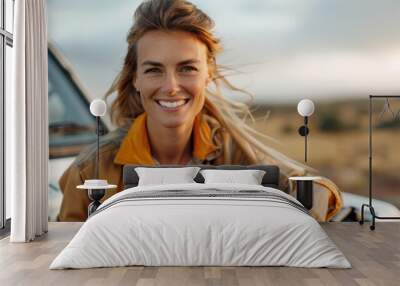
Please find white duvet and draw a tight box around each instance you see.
[50,183,351,269]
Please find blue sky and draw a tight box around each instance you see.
[47,0,400,103]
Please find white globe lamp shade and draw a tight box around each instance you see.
[297,99,315,117]
[90,99,107,117]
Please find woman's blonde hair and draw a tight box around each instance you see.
[105,0,309,175]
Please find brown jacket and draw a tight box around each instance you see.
[58,112,342,222]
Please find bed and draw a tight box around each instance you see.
[50,165,350,269]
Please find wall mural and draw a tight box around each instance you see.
[46,0,400,222]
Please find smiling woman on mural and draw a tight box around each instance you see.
[58,0,343,222]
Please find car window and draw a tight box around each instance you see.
[48,50,105,158]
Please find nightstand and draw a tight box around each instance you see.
[289,176,321,210]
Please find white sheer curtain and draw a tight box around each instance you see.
[7,0,48,242]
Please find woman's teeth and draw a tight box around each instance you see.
[157,100,187,108]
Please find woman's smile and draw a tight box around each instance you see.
[155,98,191,112]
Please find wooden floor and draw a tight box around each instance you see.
[0,222,399,286]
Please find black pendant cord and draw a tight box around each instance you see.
[360,95,400,230]
[96,116,100,179]
[298,116,309,163]
[304,116,308,163]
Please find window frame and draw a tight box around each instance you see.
[0,0,14,235]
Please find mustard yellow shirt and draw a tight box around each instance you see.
[114,112,218,165]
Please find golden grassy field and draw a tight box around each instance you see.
[248,99,400,207]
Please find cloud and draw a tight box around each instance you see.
[47,0,400,103]
[226,51,400,103]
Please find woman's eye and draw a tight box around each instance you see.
[144,68,161,74]
[180,66,197,73]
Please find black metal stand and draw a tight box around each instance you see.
[87,116,105,216]
[359,95,400,230]
[77,107,115,218]
[87,188,105,216]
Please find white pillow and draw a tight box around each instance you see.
[135,167,201,186]
[200,169,266,185]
